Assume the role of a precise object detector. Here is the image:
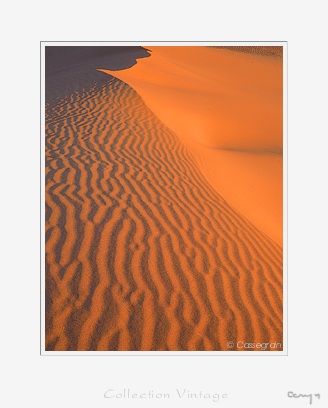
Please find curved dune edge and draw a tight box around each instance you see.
[98,46,283,246]
[45,75,283,351]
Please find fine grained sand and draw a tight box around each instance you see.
[45,46,283,351]
[99,46,283,245]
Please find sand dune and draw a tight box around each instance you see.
[99,46,283,245]
[45,46,283,351]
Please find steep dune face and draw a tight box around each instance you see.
[45,69,283,351]
[99,46,283,245]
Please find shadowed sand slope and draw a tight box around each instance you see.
[45,46,150,104]
[45,70,283,351]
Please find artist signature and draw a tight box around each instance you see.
[288,391,321,405]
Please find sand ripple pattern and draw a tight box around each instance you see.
[45,77,283,351]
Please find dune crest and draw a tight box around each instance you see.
[98,46,283,245]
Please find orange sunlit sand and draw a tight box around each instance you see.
[45,45,283,351]
[99,46,283,245]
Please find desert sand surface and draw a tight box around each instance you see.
[99,46,283,245]
[45,46,283,351]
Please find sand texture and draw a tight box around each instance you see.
[45,46,283,351]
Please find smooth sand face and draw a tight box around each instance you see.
[45,46,283,351]
[99,46,283,245]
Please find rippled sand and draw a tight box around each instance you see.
[45,46,283,351]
